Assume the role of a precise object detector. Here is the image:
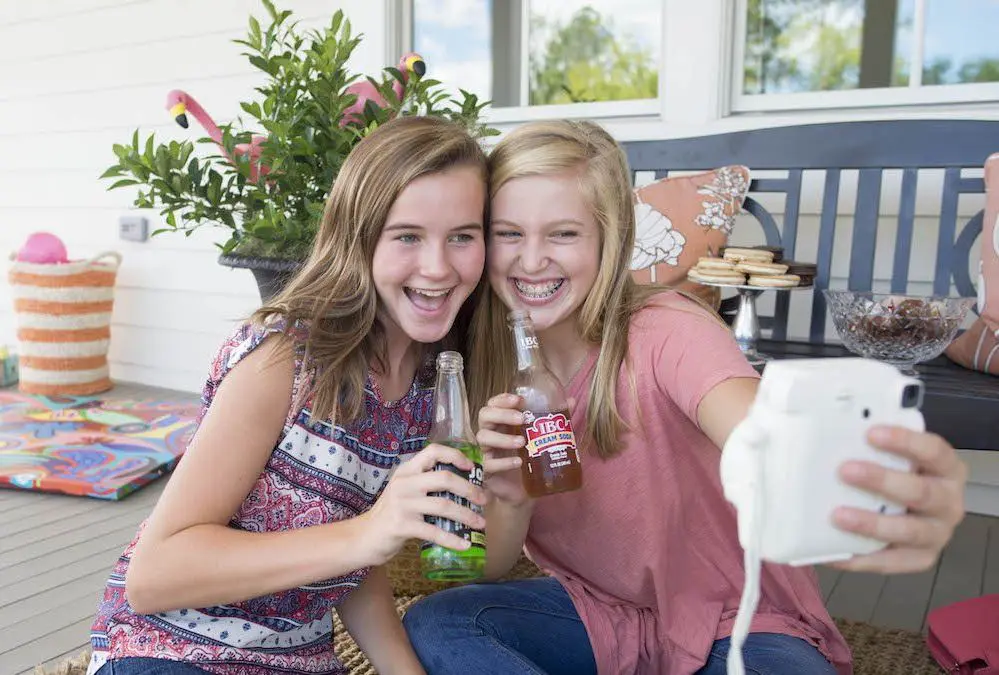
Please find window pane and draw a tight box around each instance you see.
[922,0,999,85]
[528,0,661,105]
[412,0,492,104]
[411,0,660,109]
[743,0,914,94]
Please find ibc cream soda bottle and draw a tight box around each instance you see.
[420,351,486,580]
[508,310,583,497]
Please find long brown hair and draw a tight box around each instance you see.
[468,120,672,459]
[254,116,487,424]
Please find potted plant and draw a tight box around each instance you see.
[100,0,497,301]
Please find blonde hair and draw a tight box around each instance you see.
[254,116,487,425]
[468,120,669,459]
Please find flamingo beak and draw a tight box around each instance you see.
[409,57,426,78]
[169,102,188,129]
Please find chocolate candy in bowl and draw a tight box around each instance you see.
[823,290,975,375]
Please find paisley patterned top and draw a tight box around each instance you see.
[87,319,435,674]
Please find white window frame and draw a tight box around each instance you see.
[729,0,999,113]
[393,0,666,124]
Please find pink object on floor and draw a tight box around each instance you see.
[927,593,999,674]
[16,232,69,264]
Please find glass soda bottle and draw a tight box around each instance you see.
[508,310,583,497]
[420,351,486,580]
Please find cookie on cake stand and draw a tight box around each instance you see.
[687,252,814,367]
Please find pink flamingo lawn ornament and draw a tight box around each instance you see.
[340,52,426,127]
[165,90,269,182]
[164,52,426,178]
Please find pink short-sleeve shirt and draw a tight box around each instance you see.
[524,292,852,675]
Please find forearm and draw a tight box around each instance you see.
[337,566,425,675]
[484,498,534,579]
[127,516,373,615]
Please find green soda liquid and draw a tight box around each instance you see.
[420,440,487,581]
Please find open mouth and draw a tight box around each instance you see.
[405,287,454,313]
[512,278,565,302]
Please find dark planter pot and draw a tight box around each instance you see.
[218,254,303,303]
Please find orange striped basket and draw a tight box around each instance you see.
[7,251,122,396]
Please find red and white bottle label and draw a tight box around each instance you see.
[524,411,578,465]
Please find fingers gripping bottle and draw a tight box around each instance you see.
[508,310,583,498]
[420,351,486,580]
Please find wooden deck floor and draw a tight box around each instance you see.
[2,383,997,673]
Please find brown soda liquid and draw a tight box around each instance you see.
[519,407,582,497]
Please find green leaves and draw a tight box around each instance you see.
[98,0,497,260]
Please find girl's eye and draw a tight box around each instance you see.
[492,230,521,239]
[449,233,476,244]
[553,230,579,239]
[396,234,419,244]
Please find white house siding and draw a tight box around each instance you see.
[0,0,387,393]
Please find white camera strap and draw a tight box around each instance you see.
[721,420,767,675]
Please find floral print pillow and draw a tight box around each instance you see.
[630,166,751,304]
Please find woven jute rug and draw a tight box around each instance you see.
[35,602,942,675]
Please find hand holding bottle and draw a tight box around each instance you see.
[362,443,487,567]
[507,310,584,498]
[477,393,533,506]
[420,351,489,580]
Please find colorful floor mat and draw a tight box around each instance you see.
[0,391,201,500]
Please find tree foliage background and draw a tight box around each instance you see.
[528,6,658,105]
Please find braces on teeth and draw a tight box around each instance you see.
[516,280,563,297]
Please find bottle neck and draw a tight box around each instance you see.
[511,322,543,373]
[431,366,474,443]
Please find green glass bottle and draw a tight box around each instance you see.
[420,351,486,581]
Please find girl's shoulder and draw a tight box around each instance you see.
[201,316,310,406]
[629,290,725,337]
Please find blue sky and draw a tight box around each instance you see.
[920,0,999,66]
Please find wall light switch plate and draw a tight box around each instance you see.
[119,215,149,242]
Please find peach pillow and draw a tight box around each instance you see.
[630,165,750,308]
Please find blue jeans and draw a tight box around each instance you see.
[403,577,837,675]
[95,658,209,674]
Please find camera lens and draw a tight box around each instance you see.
[901,383,923,409]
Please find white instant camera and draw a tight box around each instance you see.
[720,357,925,567]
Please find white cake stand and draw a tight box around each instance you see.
[692,280,813,366]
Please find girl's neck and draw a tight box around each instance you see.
[538,317,592,388]
[375,317,422,401]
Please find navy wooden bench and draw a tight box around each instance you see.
[623,120,999,451]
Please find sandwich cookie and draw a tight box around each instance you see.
[696,256,737,271]
[722,247,774,264]
[688,267,747,285]
[752,245,784,262]
[735,261,789,276]
[784,261,817,287]
[747,274,800,288]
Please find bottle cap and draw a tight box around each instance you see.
[436,350,463,369]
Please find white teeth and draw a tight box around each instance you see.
[514,279,563,298]
[409,288,451,297]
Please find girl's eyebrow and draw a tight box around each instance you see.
[490,218,586,228]
[384,222,483,232]
[383,223,424,232]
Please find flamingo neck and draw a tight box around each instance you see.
[181,94,223,144]
[393,71,407,102]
